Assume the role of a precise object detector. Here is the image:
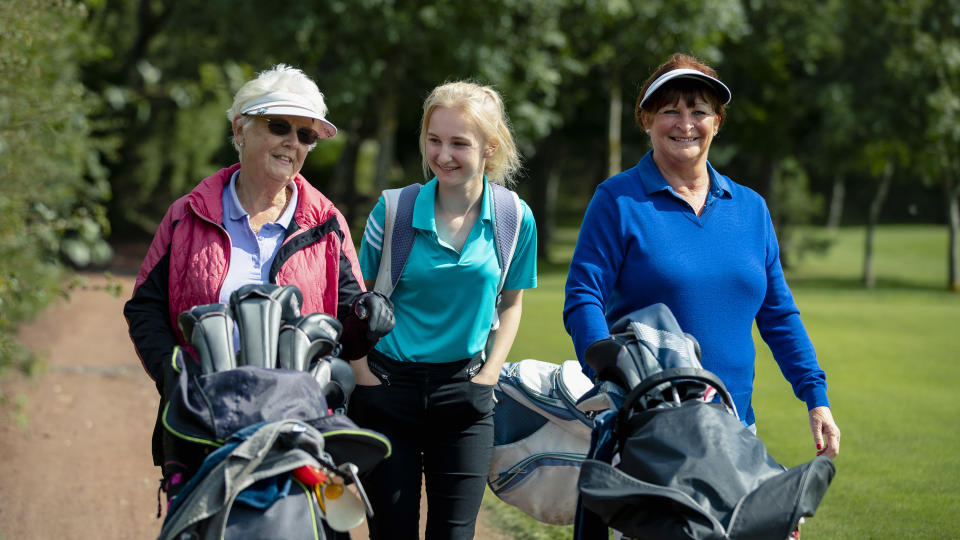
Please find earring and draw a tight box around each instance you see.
[238,141,244,147]
[714,131,718,136]
[645,129,651,134]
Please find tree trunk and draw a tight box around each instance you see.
[330,121,364,230]
[607,80,622,179]
[527,134,562,262]
[372,93,397,193]
[826,174,845,230]
[542,167,559,262]
[863,163,893,289]
[946,175,960,292]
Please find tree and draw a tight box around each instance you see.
[83,0,585,235]
[0,0,111,370]
[718,0,848,268]
[833,0,952,289]
[517,0,747,260]
[895,0,960,291]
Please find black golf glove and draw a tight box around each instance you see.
[353,291,395,340]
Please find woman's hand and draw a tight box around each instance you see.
[472,289,524,386]
[809,406,841,459]
[470,364,500,386]
[351,357,382,386]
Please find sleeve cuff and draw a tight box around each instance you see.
[802,386,830,410]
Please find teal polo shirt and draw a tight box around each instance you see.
[359,178,538,363]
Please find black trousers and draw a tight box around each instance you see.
[348,351,494,540]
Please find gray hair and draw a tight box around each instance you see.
[226,64,328,153]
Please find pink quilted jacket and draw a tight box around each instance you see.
[133,163,363,348]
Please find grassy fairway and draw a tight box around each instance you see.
[484,224,960,539]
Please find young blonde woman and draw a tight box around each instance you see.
[349,81,538,539]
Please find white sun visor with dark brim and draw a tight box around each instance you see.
[639,68,732,109]
[241,91,338,139]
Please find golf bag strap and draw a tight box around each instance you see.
[573,408,619,540]
[373,183,421,298]
[489,183,522,331]
[619,367,735,423]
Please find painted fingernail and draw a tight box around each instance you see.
[817,443,822,450]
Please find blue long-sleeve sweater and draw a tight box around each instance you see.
[563,151,829,425]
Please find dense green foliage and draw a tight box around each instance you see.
[0,0,112,371]
[488,224,960,538]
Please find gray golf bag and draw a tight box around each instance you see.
[574,303,835,540]
[158,284,390,540]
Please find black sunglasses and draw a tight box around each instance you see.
[254,117,321,146]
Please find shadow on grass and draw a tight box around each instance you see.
[788,275,950,292]
[541,258,953,293]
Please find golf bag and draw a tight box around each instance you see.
[157,284,391,540]
[575,303,836,540]
[488,359,613,525]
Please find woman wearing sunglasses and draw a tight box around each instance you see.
[124,64,394,503]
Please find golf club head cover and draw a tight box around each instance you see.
[277,312,343,371]
[584,336,648,392]
[229,284,290,368]
[309,356,333,387]
[177,303,236,374]
[273,284,304,324]
[313,357,355,412]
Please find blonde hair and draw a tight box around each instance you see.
[225,64,328,152]
[419,81,521,188]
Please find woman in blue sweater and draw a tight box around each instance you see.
[563,53,840,458]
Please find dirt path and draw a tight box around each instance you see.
[0,249,508,540]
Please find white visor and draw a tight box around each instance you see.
[241,91,337,139]
[639,68,731,110]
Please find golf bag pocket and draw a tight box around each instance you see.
[489,359,610,525]
[489,420,589,525]
[158,420,332,540]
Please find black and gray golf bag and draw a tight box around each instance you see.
[574,303,836,540]
[157,284,390,540]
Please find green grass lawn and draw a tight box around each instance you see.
[484,224,960,539]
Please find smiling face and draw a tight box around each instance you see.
[234,114,320,187]
[642,96,721,170]
[424,106,495,189]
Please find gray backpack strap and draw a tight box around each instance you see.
[373,183,421,298]
[489,184,523,331]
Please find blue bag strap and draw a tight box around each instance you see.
[390,184,421,288]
